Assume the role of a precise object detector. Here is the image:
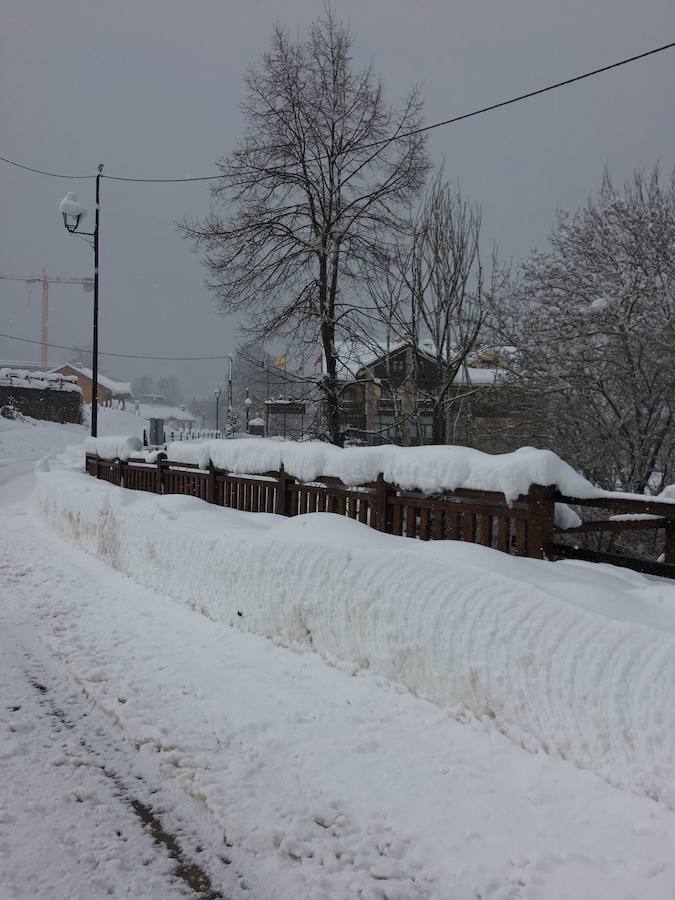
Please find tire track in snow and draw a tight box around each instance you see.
[4,622,242,900]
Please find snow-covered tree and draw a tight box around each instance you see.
[180,7,427,445]
[499,166,675,493]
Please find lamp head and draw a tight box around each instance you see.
[59,192,87,233]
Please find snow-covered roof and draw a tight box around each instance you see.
[0,368,82,393]
[141,403,197,424]
[324,339,405,378]
[52,364,132,397]
[324,339,508,384]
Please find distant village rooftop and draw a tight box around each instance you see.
[0,368,82,393]
[51,364,132,398]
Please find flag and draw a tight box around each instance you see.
[276,354,286,368]
[314,354,323,366]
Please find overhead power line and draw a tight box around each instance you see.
[355,39,675,153]
[0,330,232,361]
[0,155,95,180]
[0,40,673,184]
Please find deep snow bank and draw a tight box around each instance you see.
[85,434,143,460]
[37,461,675,805]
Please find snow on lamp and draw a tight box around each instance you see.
[59,192,87,233]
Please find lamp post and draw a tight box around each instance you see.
[244,390,252,432]
[214,388,222,433]
[226,354,233,436]
[59,163,103,437]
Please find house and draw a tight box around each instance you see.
[325,340,521,450]
[50,364,132,409]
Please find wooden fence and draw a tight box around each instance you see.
[84,453,675,577]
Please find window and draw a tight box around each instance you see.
[373,414,401,446]
[390,355,406,380]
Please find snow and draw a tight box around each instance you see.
[0,625,189,900]
[0,416,86,467]
[85,434,143,460]
[0,367,82,393]
[164,438,596,501]
[161,439,675,508]
[36,454,675,807]
[58,191,86,219]
[4,417,675,896]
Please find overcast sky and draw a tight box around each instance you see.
[2,0,674,397]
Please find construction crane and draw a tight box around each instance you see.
[0,270,94,369]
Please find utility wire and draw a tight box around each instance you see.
[0,331,233,361]
[0,40,673,184]
[352,39,675,153]
[0,154,95,180]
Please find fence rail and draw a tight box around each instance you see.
[84,454,675,577]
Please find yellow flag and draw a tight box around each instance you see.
[276,354,286,368]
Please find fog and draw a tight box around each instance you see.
[2,0,673,399]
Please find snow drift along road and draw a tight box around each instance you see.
[37,455,675,806]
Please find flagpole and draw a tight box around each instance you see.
[284,354,288,440]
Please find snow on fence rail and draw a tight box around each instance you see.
[84,438,675,577]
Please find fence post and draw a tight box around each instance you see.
[113,457,123,488]
[374,473,390,532]
[664,519,675,565]
[156,452,167,495]
[275,465,296,517]
[275,466,287,516]
[527,483,556,559]
[206,461,216,504]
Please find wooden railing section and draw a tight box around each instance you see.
[84,454,675,577]
[552,492,675,578]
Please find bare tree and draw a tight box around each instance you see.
[180,7,427,445]
[497,166,675,493]
[367,173,494,444]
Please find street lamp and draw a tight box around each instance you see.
[59,163,104,437]
[226,354,233,436]
[245,390,252,432]
[59,193,87,232]
[214,388,222,433]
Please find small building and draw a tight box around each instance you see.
[248,416,265,436]
[143,403,197,432]
[50,364,132,409]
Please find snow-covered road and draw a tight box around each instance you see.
[3,426,675,898]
